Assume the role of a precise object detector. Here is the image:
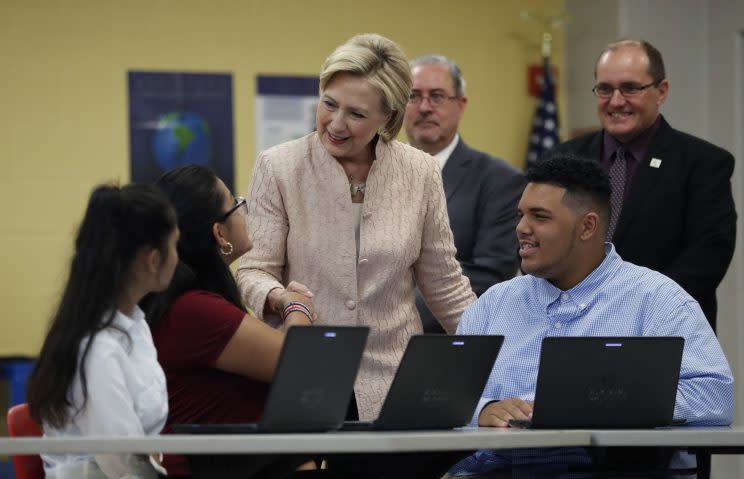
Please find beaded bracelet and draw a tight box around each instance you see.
[282,301,313,323]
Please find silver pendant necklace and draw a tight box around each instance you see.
[349,175,366,196]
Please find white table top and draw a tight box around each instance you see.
[3,427,744,456]
[588,427,744,447]
[0,428,588,455]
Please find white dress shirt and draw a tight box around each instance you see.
[432,133,460,170]
[42,306,168,479]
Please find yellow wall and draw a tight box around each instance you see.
[0,0,564,356]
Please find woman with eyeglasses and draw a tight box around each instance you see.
[142,165,314,478]
[237,34,476,424]
[27,183,179,479]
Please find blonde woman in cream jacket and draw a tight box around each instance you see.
[237,34,475,420]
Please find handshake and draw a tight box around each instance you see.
[267,280,317,326]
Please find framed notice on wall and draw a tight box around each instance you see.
[128,71,235,190]
[255,75,319,158]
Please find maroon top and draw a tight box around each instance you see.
[151,290,269,476]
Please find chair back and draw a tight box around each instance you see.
[7,403,45,479]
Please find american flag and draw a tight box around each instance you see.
[525,57,559,169]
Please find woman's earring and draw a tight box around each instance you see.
[220,242,234,256]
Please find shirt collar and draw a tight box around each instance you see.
[432,133,460,170]
[109,305,145,332]
[603,115,662,162]
[533,243,623,309]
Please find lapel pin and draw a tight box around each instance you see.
[650,158,662,168]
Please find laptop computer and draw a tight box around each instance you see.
[342,334,504,431]
[509,336,684,429]
[172,325,369,434]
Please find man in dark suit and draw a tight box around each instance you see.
[550,39,736,330]
[404,55,526,333]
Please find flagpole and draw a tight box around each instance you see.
[520,9,569,58]
[522,10,566,169]
[542,32,552,60]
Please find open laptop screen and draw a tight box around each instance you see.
[344,334,504,431]
[173,325,369,434]
[527,336,684,429]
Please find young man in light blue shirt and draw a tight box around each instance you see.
[448,155,733,477]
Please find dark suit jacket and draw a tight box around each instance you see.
[551,116,736,330]
[417,138,526,333]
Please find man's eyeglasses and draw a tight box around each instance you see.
[408,91,459,107]
[592,81,661,98]
[218,196,247,222]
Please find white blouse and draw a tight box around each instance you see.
[352,202,363,260]
[42,306,168,479]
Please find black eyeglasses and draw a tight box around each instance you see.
[592,81,661,98]
[408,90,459,107]
[217,196,247,222]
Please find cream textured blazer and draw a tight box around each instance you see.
[237,132,476,419]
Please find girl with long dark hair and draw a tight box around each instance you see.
[27,183,179,479]
[143,165,314,477]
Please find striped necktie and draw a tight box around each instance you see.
[608,146,627,239]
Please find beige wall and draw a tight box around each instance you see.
[0,0,565,355]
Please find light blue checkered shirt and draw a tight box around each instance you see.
[449,244,734,476]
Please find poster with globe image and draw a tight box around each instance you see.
[128,71,234,190]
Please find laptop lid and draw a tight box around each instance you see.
[371,334,504,430]
[529,336,684,429]
[257,325,369,432]
[172,325,368,434]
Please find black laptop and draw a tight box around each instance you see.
[510,336,684,429]
[343,334,504,431]
[172,326,369,434]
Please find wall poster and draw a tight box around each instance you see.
[128,71,234,190]
[255,75,319,158]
